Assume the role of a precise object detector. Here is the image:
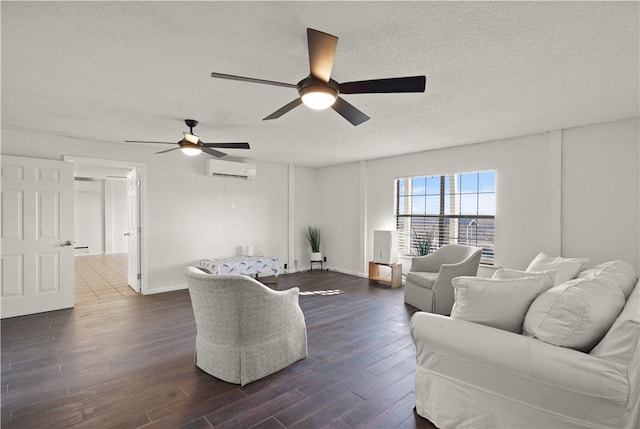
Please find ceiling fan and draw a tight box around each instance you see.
[125,119,250,158]
[210,28,426,126]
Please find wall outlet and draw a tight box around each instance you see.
[284,263,288,270]
[323,256,327,262]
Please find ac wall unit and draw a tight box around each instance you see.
[205,159,256,180]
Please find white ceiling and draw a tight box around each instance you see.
[2,1,638,168]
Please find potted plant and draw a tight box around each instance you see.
[411,228,434,256]
[304,226,322,261]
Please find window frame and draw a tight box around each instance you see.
[395,171,496,265]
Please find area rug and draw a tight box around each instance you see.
[299,289,344,296]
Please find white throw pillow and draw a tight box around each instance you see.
[523,276,626,352]
[526,252,590,285]
[493,268,557,291]
[577,260,637,299]
[451,276,546,333]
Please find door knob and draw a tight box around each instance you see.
[61,240,73,247]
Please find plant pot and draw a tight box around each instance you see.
[310,252,322,262]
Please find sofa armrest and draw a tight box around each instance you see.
[410,312,629,401]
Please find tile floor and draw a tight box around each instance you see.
[74,253,137,304]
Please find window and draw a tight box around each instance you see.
[395,170,496,265]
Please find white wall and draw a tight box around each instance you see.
[146,157,290,290]
[562,119,639,267]
[74,179,105,255]
[372,132,562,275]
[317,117,640,277]
[105,178,128,254]
[325,132,562,276]
[317,162,363,275]
[3,117,638,294]
[73,175,128,256]
[293,165,318,272]
[1,129,304,293]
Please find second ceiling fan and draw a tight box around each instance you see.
[211,28,426,126]
[125,119,250,158]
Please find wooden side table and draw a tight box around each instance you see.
[368,261,403,288]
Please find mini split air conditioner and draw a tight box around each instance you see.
[205,159,256,180]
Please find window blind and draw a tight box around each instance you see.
[395,171,496,265]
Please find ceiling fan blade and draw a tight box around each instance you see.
[339,76,426,94]
[331,97,370,126]
[202,142,250,149]
[202,147,227,158]
[263,98,303,120]
[211,72,297,89]
[125,140,177,145]
[307,28,338,83]
[154,147,180,155]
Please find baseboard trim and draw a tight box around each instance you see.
[144,283,188,295]
[324,267,367,278]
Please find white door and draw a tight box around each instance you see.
[126,168,141,292]
[1,156,75,318]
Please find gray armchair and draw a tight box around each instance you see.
[185,267,307,386]
[404,244,482,315]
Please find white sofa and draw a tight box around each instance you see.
[410,258,639,429]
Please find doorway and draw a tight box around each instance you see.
[75,254,136,304]
[64,155,148,295]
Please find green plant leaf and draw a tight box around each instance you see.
[411,228,434,256]
[304,226,322,252]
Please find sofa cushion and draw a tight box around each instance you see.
[406,271,439,290]
[523,276,626,352]
[493,268,557,290]
[526,252,590,285]
[577,260,637,299]
[590,280,639,363]
[451,276,546,333]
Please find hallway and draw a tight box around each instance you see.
[74,254,137,304]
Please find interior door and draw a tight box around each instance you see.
[126,168,141,292]
[1,156,75,318]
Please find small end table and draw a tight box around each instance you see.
[368,261,402,288]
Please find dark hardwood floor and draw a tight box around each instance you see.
[1,270,437,429]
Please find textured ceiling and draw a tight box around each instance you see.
[2,1,638,167]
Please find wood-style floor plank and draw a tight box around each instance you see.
[1,266,437,429]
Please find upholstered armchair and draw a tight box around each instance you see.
[404,244,482,314]
[185,267,308,386]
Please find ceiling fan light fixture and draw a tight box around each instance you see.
[126,119,249,158]
[300,86,338,110]
[180,142,202,156]
[183,132,199,144]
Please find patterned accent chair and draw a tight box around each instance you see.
[404,244,482,315]
[185,267,308,386]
